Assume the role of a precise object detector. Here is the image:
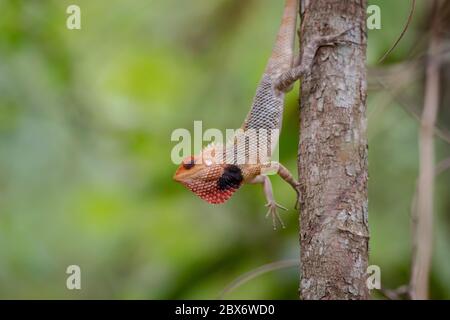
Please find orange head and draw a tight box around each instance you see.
[173,151,243,204]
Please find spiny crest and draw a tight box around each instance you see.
[202,142,217,158]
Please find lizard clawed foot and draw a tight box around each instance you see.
[313,26,359,47]
[265,201,288,230]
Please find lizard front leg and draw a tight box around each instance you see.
[263,162,301,210]
[250,162,302,229]
[274,162,302,210]
[248,175,288,230]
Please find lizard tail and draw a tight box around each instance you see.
[265,0,298,76]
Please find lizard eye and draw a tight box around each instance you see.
[182,157,195,170]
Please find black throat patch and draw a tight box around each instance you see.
[217,165,243,191]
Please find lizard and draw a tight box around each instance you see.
[173,0,354,229]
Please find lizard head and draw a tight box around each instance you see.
[173,148,243,204]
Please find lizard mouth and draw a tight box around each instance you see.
[173,167,191,183]
[173,173,182,183]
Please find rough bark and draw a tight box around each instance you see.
[298,0,369,300]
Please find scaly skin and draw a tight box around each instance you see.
[174,0,353,229]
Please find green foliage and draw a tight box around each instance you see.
[0,0,448,299]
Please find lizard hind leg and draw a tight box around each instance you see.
[275,27,357,93]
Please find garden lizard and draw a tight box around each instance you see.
[174,0,353,229]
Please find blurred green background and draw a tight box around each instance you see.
[0,0,449,299]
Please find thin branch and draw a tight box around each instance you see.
[410,1,442,300]
[435,157,450,175]
[379,285,410,300]
[378,0,416,63]
[411,155,450,232]
[379,157,450,300]
[218,259,298,299]
[374,78,450,145]
[380,158,450,300]
[370,44,450,90]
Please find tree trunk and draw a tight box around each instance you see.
[298,0,369,300]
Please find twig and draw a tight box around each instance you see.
[380,157,450,300]
[435,157,450,175]
[218,259,298,299]
[410,0,442,300]
[379,285,410,300]
[378,0,416,63]
[374,78,450,145]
